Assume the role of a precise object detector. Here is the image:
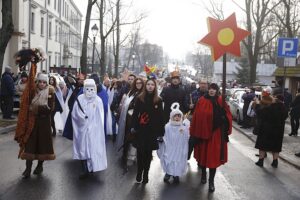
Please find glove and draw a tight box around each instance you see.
[157,136,163,143]
[130,128,137,134]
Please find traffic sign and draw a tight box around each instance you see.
[277,38,298,57]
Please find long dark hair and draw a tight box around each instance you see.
[138,79,160,104]
[49,76,57,88]
[128,77,144,97]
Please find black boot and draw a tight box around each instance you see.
[142,170,149,184]
[33,161,44,175]
[22,160,32,179]
[173,176,180,184]
[112,134,117,143]
[52,128,56,137]
[201,167,207,184]
[79,160,89,179]
[255,158,264,167]
[271,159,278,168]
[163,173,171,183]
[136,170,143,183]
[208,168,216,193]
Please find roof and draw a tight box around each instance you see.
[273,67,300,77]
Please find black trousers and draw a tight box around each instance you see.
[51,111,56,134]
[1,95,13,118]
[291,115,300,134]
[137,148,152,172]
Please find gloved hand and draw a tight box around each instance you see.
[157,136,163,143]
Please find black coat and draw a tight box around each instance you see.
[131,94,164,151]
[160,84,187,123]
[254,101,288,152]
[0,72,15,96]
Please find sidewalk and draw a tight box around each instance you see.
[232,121,300,169]
[0,109,18,134]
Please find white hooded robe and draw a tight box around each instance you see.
[157,122,190,176]
[72,94,107,172]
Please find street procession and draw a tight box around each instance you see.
[1,0,300,200]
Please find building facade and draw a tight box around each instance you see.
[1,0,82,74]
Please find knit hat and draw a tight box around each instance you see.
[21,71,28,78]
[5,66,12,73]
[169,102,183,124]
[37,73,49,83]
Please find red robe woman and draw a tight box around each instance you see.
[190,83,232,193]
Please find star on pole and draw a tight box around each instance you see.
[198,13,250,61]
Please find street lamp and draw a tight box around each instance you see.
[91,24,99,73]
[132,54,136,72]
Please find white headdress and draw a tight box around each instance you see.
[169,102,183,125]
[83,79,97,98]
[37,73,49,84]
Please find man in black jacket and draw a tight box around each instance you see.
[160,71,187,124]
[0,66,15,119]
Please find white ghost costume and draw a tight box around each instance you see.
[157,103,190,177]
[72,79,107,172]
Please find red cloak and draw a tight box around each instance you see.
[190,96,232,168]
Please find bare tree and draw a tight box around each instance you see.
[80,0,97,75]
[0,0,14,74]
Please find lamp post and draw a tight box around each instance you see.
[132,54,136,73]
[91,24,99,73]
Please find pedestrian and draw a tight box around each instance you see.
[116,77,144,168]
[110,80,123,142]
[0,66,15,119]
[49,76,64,136]
[241,87,256,128]
[289,88,300,136]
[16,73,56,178]
[16,71,28,98]
[160,71,187,124]
[157,103,189,184]
[72,79,107,179]
[190,83,232,193]
[131,79,164,184]
[254,91,288,168]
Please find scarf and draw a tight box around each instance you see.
[30,86,49,115]
[204,94,223,131]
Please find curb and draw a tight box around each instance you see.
[232,124,300,170]
[0,124,17,134]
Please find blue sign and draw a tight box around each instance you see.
[278,38,298,57]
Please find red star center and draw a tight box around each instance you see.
[198,13,250,61]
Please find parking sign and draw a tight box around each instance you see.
[277,38,298,57]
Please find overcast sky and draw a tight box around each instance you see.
[73,0,244,60]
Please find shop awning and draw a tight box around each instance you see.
[273,67,300,77]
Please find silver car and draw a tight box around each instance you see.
[228,90,261,124]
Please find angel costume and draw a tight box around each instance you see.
[72,79,107,179]
[157,103,190,183]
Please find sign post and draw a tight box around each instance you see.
[277,37,299,94]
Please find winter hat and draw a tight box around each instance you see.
[37,73,49,83]
[5,66,12,73]
[90,73,100,85]
[169,102,183,122]
[21,71,28,78]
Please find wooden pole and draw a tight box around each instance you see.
[222,54,227,106]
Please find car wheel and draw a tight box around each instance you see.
[237,111,242,125]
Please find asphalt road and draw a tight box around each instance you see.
[0,128,300,200]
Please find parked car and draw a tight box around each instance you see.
[228,90,261,124]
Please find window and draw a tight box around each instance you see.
[54,0,56,10]
[49,21,52,38]
[31,12,35,32]
[49,55,51,67]
[41,17,44,36]
[55,25,57,41]
[58,0,61,12]
[48,0,50,5]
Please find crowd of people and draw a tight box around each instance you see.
[1,48,299,193]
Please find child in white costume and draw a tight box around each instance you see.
[157,103,190,183]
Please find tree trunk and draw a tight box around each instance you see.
[0,0,14,74]
[114,0,120,77]
[80,0,96,75]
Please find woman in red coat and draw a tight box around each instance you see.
[190,83,232,192]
